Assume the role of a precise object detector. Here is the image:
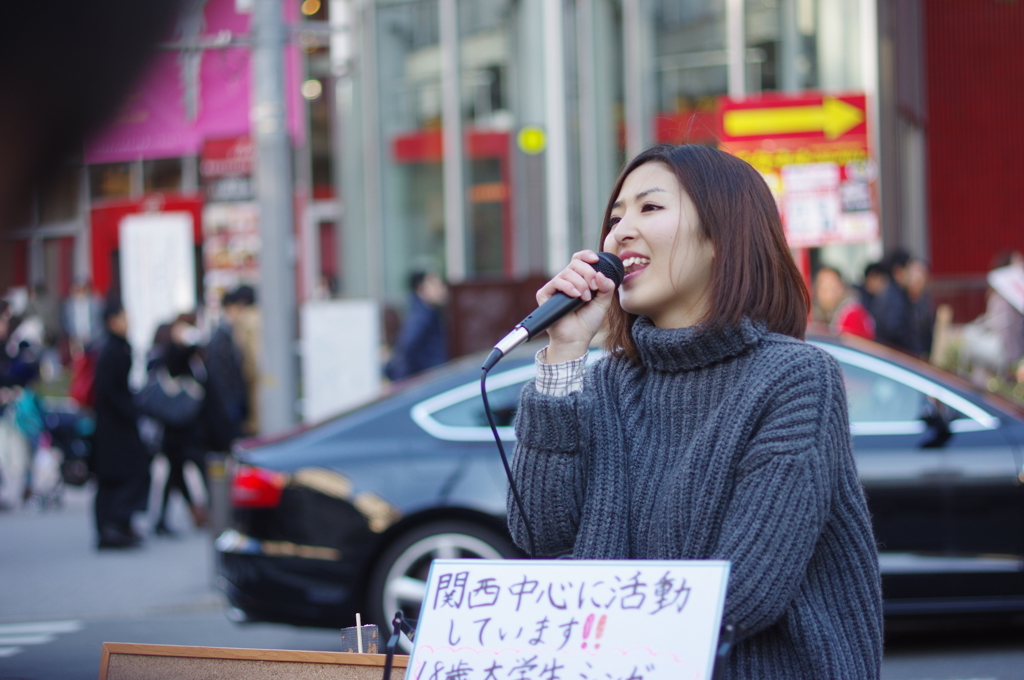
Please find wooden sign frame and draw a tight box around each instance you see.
[98,642,409,680]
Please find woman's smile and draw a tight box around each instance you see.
[620,251,651,282]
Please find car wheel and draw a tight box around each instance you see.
[368,520,518,652]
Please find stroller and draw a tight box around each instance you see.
[16,393,94,512]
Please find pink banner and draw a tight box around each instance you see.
[85,0,305,164]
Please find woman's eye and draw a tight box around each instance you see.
[607,216,621,227]
[641,203,661,212]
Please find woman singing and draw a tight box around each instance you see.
[509,144,883,679]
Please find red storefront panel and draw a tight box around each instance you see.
[927,1,1024,276]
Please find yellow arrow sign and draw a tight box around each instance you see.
[723,97,865,140]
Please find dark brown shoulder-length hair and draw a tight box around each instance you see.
[599,144,809,363]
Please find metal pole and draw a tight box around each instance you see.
[622,0,644,160]
[726,0,745,98]
[440,0,466,282]
[860,0,882,214]
[359,2,384,300]
[544,0,570,275]
[780,0,800,93]
[576,0,599,251]
[252,0,298,433]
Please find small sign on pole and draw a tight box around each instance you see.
[408,560,730,680]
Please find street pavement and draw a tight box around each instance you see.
[0,481,344,679]
[1,477,1023,679]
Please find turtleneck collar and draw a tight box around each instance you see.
[631,316,767,372]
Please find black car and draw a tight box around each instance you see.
[216,333,1024,642]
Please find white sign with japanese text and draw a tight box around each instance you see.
[408,560,730,680]
[119,211,196,388]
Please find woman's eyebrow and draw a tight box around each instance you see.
[612,187,666,209]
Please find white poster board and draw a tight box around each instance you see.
[119,212,197,387]
[301,299,382,422]
[782,163,841,247]
[409,560,730,680]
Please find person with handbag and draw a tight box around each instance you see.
[144,317,234,534]
[145,318,208,534]
[92,299,149,549]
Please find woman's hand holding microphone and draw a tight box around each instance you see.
[539,250,619,364]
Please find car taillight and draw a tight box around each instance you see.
[231,465,288,508]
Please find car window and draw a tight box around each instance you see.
[430,381,524,428]
[839,361,926,423]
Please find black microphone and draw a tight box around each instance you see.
[482,252,625,371]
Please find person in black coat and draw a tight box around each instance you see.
[386,271,449,380]
[205,290,248,442]
[92,299,149,549]
[152,319,234,534]
[871,250,919,355]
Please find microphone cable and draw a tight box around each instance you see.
[481,366,537,558]
[479,253,622,560]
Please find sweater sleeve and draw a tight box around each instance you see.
[710,348,846,640]
[506,367,597,557]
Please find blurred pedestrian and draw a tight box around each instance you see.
[386,271,449,381]
[0,299,30,510]
[813,266,875,340]
[61,280,103,357]
[855,262,889,315]
[871,250,919,354]
[92,299,148,549]
[149,319,205,533]
[229,285,261,437]
[907,259,934,358]
[147,317,233,534]
[205,289,248,445]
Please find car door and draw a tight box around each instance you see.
[820,341,1024,611]
[817,343,954,606]
[942,406,1024,603]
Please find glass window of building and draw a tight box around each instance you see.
[143,157,184,193]
[459,0,512,277]
[746,0,818,92]
[745,0,864,94]
[89,162,132,200]
[306,59,334,194]
[376,0,445,299]
[650,0,728,145]
[302,0,333,196]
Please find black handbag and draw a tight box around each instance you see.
[137,366,205,426]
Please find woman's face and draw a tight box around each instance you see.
[602,162,715,328]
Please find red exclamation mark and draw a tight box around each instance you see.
[581,613,595,649]
[594,614,607,649]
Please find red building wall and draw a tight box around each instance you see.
[927,0,1024,276]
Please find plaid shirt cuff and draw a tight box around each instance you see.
[534,347,587,396]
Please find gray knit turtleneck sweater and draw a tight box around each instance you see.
[508,317,883,680]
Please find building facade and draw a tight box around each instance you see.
[4,0,1021,343]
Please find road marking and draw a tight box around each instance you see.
[0,634,55,645]
[0,620,82,635]
[0,620,81,659]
